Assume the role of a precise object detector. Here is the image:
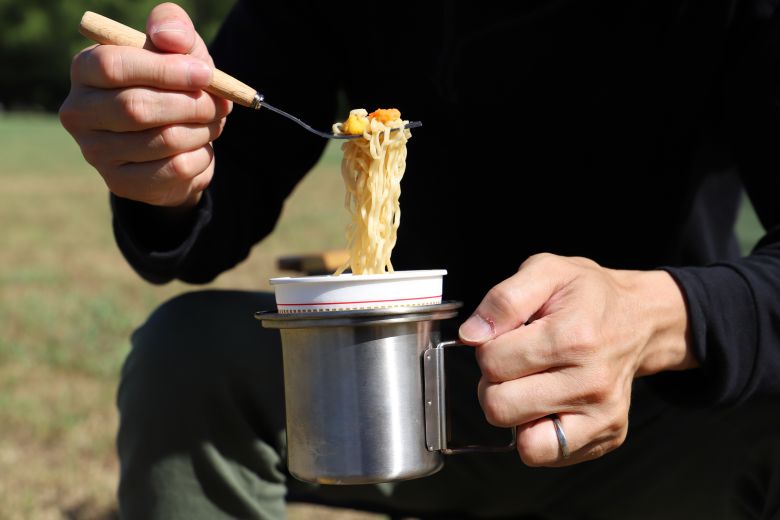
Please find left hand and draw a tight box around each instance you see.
[458,253,697,467]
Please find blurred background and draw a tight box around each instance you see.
[0,1,765,519]
[0,0,229,112]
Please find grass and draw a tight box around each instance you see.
[0,113,378,520]
[0,112,765,519]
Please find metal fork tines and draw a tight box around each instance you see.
[251,94,422,140]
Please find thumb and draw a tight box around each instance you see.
[459,254,569,344]
[146,2,198,54]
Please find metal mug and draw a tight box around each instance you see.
[258,301,514,485]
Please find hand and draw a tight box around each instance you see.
[59,2,232,208]
[458,253,697,467]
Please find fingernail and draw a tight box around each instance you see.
[153,21,187,34]
[188,61,212,88]
[459,314,494,343]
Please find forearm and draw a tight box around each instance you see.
[111,0,340,283]
[605,243,780,407]
[111,192,215,284]
[661,240,780,405]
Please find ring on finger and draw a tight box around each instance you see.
[549,414,570,459]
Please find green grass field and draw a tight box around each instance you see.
[0,113,765,519]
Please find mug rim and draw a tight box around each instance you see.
[257,300,463,328]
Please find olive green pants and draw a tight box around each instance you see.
[117,290,780,519]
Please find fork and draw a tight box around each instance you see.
[79,11,422,140]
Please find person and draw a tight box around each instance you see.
[59,1,780,518]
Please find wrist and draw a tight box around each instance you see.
[613,269,698,376]
[111,189,208,254]
[167,190,203,212]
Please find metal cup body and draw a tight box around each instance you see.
[260,303,460,484]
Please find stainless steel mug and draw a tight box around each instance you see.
[258,302,513,485]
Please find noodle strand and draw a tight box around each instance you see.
[332,109,410,275]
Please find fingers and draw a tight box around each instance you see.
[516,413,627,468]
[459,253,573,344]
[478,367,631,467]
[146,3,197,54]
[71,45,212,91]
[59,3,223,208]
[103,145,215,206]
[147,3,213,65]
[478,361,623,428]
[80,120,226,165]
[475,320,557,383]
[459,253,636,467]
[66,87,231,132]
[71,3,215,92]
[475,310,600,383]
[478,371,573,428]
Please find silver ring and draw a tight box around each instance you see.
[550,414,570,459]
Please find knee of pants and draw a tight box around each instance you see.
[117,290,285,452]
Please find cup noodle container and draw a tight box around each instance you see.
[270,270,446,313]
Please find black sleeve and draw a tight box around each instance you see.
[111,0,342,284]
[658,4,780,406]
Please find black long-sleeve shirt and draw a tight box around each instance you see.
[111,0,780,406]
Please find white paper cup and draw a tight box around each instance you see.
[270,270,447,313]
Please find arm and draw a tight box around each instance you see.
[60,2,230,262]
[457,3,780,468]
[62,1,340,284]
[659,3,780,405]
[113,0,341,283]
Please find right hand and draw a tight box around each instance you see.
[59,2,232,208]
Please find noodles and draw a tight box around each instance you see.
[332,108,411,275]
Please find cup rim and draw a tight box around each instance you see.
[269,269,447,285]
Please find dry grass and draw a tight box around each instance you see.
[0,113,384,519]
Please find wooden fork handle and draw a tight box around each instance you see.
[79,11,260,108]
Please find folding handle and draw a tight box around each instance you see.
[423,340,517,455]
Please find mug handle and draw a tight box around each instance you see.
[423,340,517,455]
